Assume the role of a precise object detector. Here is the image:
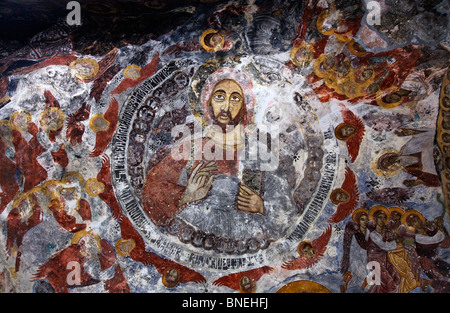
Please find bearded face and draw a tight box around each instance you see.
[209,79,245,127]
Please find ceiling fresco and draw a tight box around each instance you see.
[0,0,449,294]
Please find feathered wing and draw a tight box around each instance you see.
[66,102,91,146]
[89,64,121,103]
[90,97,118,157]
[329,167,359,223]
[340,104,365,163]
[282,225,332,270]
[96,154,123,220]
[31,245,80,281]
[340,220,358,275]
[212,266,274,291]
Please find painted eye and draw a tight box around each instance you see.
[214,94,225,101]
[230,96,241,103]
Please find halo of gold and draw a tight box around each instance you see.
[70,58,99,80]
[9,110,32,132]
[352,208,368,224]
[239,276,256,293]
[71,229,102,249]
[162,268,179,288]
[316,10,335,36]
[369,205,390,221]
[389,207,404,219]
[375,87,403,109]
[276,280,331,293]
[297,240,314,257]
[371,148,402,178]
[85,178,105,197]
[115,238,136,257]
[329,188,349,205]
[89,114,110,133]
[39,107,65,132]
[123,65,141,80]
[290,42,314,68]
[313,53,336,77]
[401,210,425,228]
[334,122,355,141]
[200,29,224,53]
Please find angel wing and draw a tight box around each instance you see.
[117,215,206,285]
[212,266,274,291]
[329,167,359,224]
[66,102,91,146]
[282,225,332,270]
[340,104,365,163]
[96,154,123,220]
[89,64,121,103]
[111,53,159,95]
[90,97,118,157]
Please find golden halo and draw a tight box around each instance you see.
[375,87,403,109]
[313,54,336,77]
[329,188,349,205]
[369,205,390,221]
[39,107,65,132]
[239,276,256,293]
[316,10,335,36]
[71,230,101,249]
[389,207,404,219]
[352,208,368,224]
[290,42,314,68]
[371,148,402,178]
[70,58,99,80]
[9,110,32,132]
[162,268,179,289]
[89,114,110,133]
[115,238,136,257]
[401,210,425,228]
[276,280,331,293]
[297,240,314,257]
[85,178,105,197]
[334,122,356,141]
[200,29,224,53]
[123,65,141,80]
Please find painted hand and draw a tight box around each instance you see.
[179,161,218,206]
[237,184,264,215]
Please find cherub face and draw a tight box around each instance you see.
[209,79,244,125]
[301,244,315,259]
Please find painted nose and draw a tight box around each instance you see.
[221,97,230,111]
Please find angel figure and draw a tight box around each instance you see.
[340,208,369,293]
[328,166,359,224]
[334,104,365,163]
[212,266,274,293]
[282,225,332,270]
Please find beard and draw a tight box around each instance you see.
[210,106,245,132]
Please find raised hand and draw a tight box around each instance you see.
[178,161,218,206]
[237,184,264,215]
